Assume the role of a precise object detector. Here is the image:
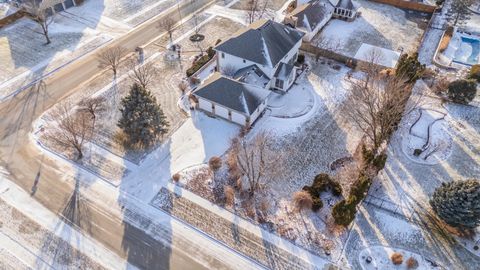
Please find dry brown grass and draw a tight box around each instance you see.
[406,257,418,269]
[292,191,313,211]
[208,156,222,171]
[439,27,454,53]
[224,185,235,206]
[172,173,181,182]
[391,252,403,265]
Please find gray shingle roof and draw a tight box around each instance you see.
[193,73,270,115]
[215,19,304,68]
[289,1,332,32]
[336,0,354,10]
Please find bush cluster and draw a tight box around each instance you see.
[302,173,342,212]
[468,64,480,82]
[361,144,387,172]
[186,47,215,77]
[448,79,477,104]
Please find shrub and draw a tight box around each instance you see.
[224,185,235,206]
[330,181,343,196]
[391,252,403,265]
[396,53,425,83]
[447,79,477,104]
[186,54,213,77]
[293,191,313,211]
[469,64,480,82]
[313,173,332,192]
[297,54,305,64]
[332,199,356,226]
[172,173,180,182]
[206,46,215,58]
[312,197,323,212]
[208,156,222,171]
[349,174,371,204]
[406,257,418,269]
[361,144,375,164]
[215,39,222,45]
[372,153,387,171]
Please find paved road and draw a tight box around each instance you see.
[0,1,243,269]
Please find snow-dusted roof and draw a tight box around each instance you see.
[233,65,270,88]
[354,43,400,68]
[215,19,304,68]
[193,73,270,116]
[288,1,333,33]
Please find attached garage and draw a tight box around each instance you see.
[193,73,270,126]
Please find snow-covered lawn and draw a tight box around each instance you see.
[0,16,113,99]
[171,57,364,261]
[359,246,443,270]
[314,0,425,58]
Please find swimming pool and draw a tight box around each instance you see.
[453,35,480,66]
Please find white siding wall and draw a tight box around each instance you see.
[250,99,268,123]
[231,111,247,125]
[197,97,248,125]
[198,98,213,113]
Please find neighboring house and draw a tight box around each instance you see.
[192,19,304,126]
[331,0,357,21]
[12,0,78,14]
[284,0,357,41]
[284,0,334,42]
[193,73,270,126]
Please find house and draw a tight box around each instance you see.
[284,0,357,40]
[331,0,357,21]
[192,19,304,126]
[215,19,304,92]
[12,0,78,14]
[192,73,270,126]
[283,0,334,42]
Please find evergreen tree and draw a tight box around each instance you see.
[396,53,426,84]
[448,79,477,104]
[118,83,169,147]
[430,179,480,229]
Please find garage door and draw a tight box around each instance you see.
[64,0,75,9]
[54,3,64,13]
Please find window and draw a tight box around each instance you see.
[243,59,246,63]
[275,79,284,89]
[228,110,232,120]
[221,53,225,58]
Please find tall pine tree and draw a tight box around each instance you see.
[430,179,480,229]
[118,83,169,147]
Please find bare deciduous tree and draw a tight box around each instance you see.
[231,132,278,197]
[45,102,94,160]
[159,17,176,45]
[221,65,237,77]
[25,1,54,44]
[314,36,341,61]
[345,70,418,153]
[448,0,475,26]
[128,61,157,90]
[97,46,128,77]
[246,0,270,24]
[178,81,189,94]
[78,96,107,128]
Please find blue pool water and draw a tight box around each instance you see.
[453,36,480,66]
